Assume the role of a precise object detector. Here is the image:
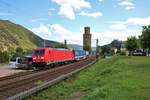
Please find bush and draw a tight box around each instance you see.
[116,50,121,53]
[120,51,126,55]
[0,51,9,63]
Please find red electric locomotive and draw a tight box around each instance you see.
[32,47,74,67]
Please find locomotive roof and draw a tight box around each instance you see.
[55,48,69,50]
[34,47,53,50]
[34,47,71,51]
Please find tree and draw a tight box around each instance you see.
[16,47,23,53]
[14,47,24,57]
[54,43,68,48]
[126,36,138,56]
[8,47,15,56]
[139,25,150,55]
[0,51,3,63]
[2,51,9,62]
[0,51,9,63]
[101,45,111,56]
[110,39,122,50]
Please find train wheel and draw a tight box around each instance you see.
[50,63,54,68]
[33,67,37,70]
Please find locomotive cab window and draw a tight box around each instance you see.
[10,57,16,62]
[34,50,45,55]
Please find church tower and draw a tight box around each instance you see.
[83,27,92,52]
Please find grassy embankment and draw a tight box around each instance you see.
[27,56,150,100]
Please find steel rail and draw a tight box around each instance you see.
[7,59,96,100]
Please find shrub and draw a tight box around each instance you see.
[0,51,9,63]
[120,51,126,55]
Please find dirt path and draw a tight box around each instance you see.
[0,63,26,78]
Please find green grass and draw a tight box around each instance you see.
[26,56,150,100]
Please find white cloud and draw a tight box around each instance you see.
[31,18,47,22]
[118,0,135,10]
[50,24,72,35]
[58,4,75,20]
[107,17,150,44]
[30,23,142,46]
[110,23,127,30]
[110,17,150,32]
[30,24,51,39]
[119,1,134,6]
[30,24,82,45]
[79,11,103,18]
[30,17,149,46]
[31,16,149,46]
[52,0,91,10]
[48,8,55,15]
[106,17,150,45]
[118,0,135,2]
[97,30,141,45]
[49,8,55,11]
[52,0,91,20]
[99,0,103,2]
[50,24,82,44]
[127,17,150,26]
[125,6,135,10]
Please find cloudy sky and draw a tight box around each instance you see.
[0,0,150,46]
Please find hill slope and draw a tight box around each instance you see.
[0,20,58,52]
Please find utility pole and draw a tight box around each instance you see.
[44,39,45,47]
[64,39,67,47]
[96,39,99,59]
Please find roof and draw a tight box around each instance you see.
[34,47,53,50]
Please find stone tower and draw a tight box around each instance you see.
[83,27,92,52]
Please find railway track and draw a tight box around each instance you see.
[0,57,96,100]
[0,71,35,81]
[0,61,76,83]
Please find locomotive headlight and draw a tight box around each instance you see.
[33,57,36,60]
[41,57,44,59]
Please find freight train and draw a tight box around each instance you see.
[32,47,87,68]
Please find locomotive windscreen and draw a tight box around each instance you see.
[34,50,45,55]
[10,57,16,62]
